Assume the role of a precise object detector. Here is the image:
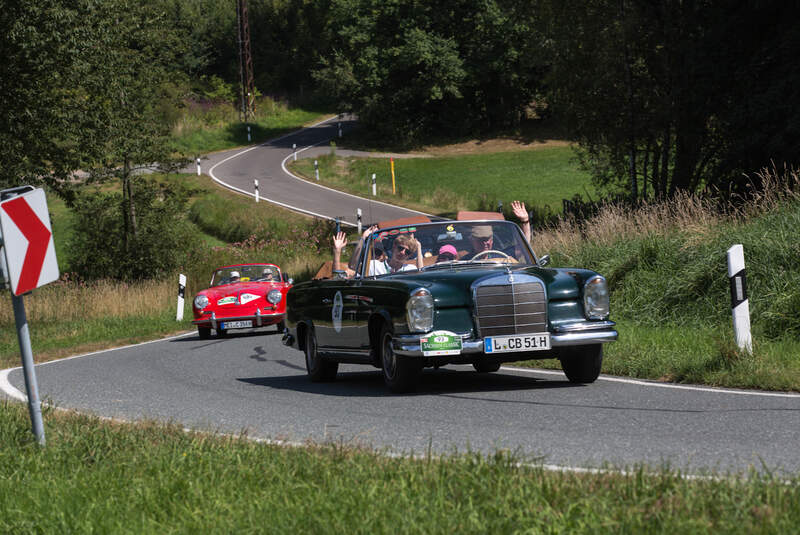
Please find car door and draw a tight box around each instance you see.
[314,278,362,350]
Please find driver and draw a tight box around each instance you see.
[261,268,274,281]
[229,270,240,283]
[468,225,494,255]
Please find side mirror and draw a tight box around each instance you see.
[538,254,550,267]
[287,278,294,285]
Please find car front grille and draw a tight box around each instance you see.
[474,279,547,337]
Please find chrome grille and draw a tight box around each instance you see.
[474,280,547,337]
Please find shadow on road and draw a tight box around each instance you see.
[237,367,580,398]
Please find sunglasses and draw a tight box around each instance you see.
[394,245,410,254]
[438,253,455,260]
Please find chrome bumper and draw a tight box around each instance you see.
[192,310,284,330]
[391,321,618,357]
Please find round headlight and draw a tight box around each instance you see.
[194,295,209,310]
[583,276,609,319]
[267,289,283,304]
[406,288,434,333]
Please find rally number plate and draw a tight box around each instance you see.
[484,333,550,353]
[220,320,253,329]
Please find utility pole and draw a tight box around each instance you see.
[236,0,255,123]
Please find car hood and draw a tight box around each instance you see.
[380,265,597,307]
[199,281,283,300]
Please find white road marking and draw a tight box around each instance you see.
[494,365,800,399]
[0,332,195,401]
[206,115,434,225]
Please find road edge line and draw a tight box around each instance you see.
[0,332,195,400]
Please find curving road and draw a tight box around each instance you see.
[3,332,800,475]
[200,115,435,226]
[3,120,800,475]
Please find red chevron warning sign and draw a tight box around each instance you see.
[0,188,59,296]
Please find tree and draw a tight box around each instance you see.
[79,1,190,251]
[544,0,800,200]
[314,0,547,145]
[0,2,106,197]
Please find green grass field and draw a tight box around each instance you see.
[289,146,594,217]
[173,108,327,155]
[1,402,798,534]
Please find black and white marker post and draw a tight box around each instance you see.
[292,143,297,161]
[727,244,752,353]
[176,274,186,321]
[196,157,201,176]
[371,173,377,196]
[357,208,362,234]
[314,160,319,181]
[254,179,259,203]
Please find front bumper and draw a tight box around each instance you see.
[391,321,618,357]
[192,310,285,330]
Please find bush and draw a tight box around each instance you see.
[68,180,201,281]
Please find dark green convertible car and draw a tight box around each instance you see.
[283,216,617,392]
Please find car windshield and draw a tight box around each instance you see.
[363,221,535,277]
[210,265,280,286]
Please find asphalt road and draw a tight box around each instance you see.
[200,115,435,226]
[3,119,799,475]
[4,330,800,475]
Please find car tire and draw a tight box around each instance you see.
[472,360,501,373]
[559,344,603,383]
[277,320,286,333]
[305,327,338,382]
[216,328,227,338]
[197,326,211,340]
[379,325,421,393]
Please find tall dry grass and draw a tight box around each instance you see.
[531,164,800,255]
[0,278,176,325]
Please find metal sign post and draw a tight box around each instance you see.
[0,186,59,446]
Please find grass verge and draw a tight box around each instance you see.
[520,320,800,392]
[1,402,798,534]
[288,145,593,218]
[173,107,328,155]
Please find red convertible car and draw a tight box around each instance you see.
[192,263,292,339]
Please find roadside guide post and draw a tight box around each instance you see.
[314,160,319,181]
[247,125,251,142]
[254,179,260,203]
[293,143,297,161]
[357,208,362,234]
[196,157,201,176]
[0,186,61,446]
[371,173,377,196]
[390,157,396,194]
[176,274,186,321]
[727,244,752,354]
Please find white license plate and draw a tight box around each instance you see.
[484,333,550,353]
[220,320,253,329]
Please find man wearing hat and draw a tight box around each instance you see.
[468,224,494,256]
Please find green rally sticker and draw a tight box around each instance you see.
[420,330,462,356]
[217,296,236,305]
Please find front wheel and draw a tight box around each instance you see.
[379,326,421,393]
[197,326,211,340]
[473,360,501,373]
[559,344,603,383]
[277,320,286,333]
[304,327,338,382]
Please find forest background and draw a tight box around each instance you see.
[1,0,798,309]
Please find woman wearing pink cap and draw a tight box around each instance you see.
[436,244,458,263]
